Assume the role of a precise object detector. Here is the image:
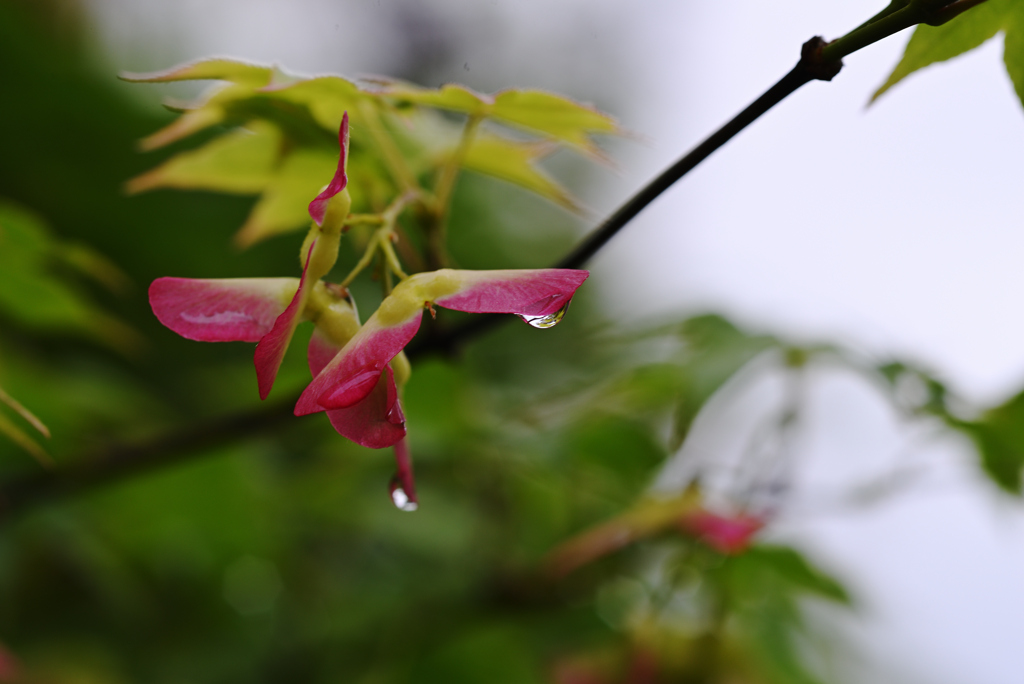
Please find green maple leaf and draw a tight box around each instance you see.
[873,0,1024,106]
[125,58,616,246]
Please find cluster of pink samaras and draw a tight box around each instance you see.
[149,113,589,509]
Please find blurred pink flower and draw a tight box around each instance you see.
[678,510,763,554]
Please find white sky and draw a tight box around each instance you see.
[83,1,1024,681]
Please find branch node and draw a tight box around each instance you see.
[800,36,843,82]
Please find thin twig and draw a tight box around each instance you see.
[556,36,840,270]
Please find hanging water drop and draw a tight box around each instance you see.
[389,474,418,512]
[518,299,571,329]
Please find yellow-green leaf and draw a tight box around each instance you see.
[127,122,282,195]
[120,57,280,87]
[380,81,490,116]
[260,76,366,132]
[461,134,581,213]
[873,0,1023,104]
[490,89,618,158]
[138,103,229,152]
[381,82,618,156]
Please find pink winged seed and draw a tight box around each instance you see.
[308,111,350,226]
[679,511,763,555]
[149,277,298,343]
[308,328,406,449]
[434,269,588,315]
[253,241,317,399]
[296,316,422,415]
[295,268,589,417]
[326,366,405,449]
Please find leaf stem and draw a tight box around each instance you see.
[425,114,482,269]
[344,213,386,227]
[434,114,482,213]
[358,101,420,194]
[338,192,413,288]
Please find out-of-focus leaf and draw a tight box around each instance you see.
[461,134,581,213]
[545,488,701,577]
[670,315,779,448]
[741,546,850,604]
[413,626,544,684]
[234,148,338,247]
[136,97,232,152]
[54,242,132,296]
[0,386,49,439]
[0,411,51,467]
[954,389,1024,493]
[0,641,21,684]
[0,200,139,351]
[126,122,281,195]
[873,0,1022,104]
[720,545,848,684]
[877,362,1024,494]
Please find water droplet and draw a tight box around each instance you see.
[518,299,571,329]
[386,400,405,425]
[389,475,418,512]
